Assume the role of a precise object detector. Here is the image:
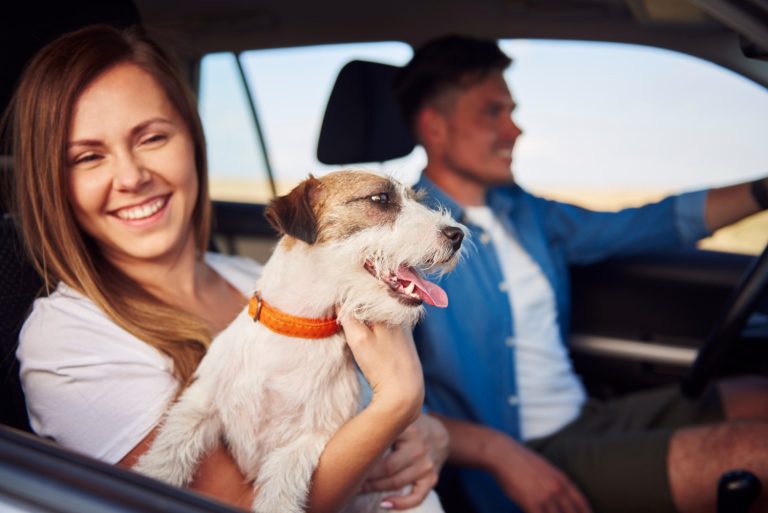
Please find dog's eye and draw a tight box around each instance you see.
[370,193,390,204]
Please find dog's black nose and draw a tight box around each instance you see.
[441,226,464,251]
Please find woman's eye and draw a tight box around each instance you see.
[71,153,102,165]
[370,193,390,204]
[142,134,167,145]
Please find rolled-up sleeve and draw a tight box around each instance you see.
[674,190,711,245]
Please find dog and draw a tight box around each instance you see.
[134,170,466,513]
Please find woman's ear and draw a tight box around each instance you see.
[265,175,321,244]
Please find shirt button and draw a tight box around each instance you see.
[479,233,491,244]
[505,337,516,347]
[499,282,508,292]
[508,395,520,406]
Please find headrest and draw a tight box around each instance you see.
[317,60,415,165]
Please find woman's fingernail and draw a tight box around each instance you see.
[380,500,394,509]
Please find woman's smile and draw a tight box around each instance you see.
[111,193,171,225]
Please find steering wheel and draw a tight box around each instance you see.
[681,242,768,398]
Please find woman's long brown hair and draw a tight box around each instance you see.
[9,25,213,383]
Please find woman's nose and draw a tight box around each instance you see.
[113,155,150,191]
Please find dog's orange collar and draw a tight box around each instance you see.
[248,292,340,339]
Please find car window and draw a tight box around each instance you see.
[199,42,421,205]
[500,40,768,255]
[199,52,274,205]
[200,39,768,255]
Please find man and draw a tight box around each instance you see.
[395,34,768,513]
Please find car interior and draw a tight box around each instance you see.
[1,0,767,511]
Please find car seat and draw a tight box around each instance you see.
[0,214,41,432]
[317,60,415,165]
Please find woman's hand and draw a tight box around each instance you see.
[362,413,449,509]
[339,314,424,422]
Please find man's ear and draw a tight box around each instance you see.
[417,107,447,150]
[265,175,321,244]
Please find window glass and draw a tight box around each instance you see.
[500,40,768,254]
[240,42,421,196]
[199,53,272,204]
[200,42,419,204]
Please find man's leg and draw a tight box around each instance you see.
[529,382,767,512]
[668,376,768,513]
[668,420,768,513]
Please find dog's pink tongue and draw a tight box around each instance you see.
[397,267,449,308]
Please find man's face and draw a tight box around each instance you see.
[433,71,522,188]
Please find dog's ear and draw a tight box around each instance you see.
[265,175,320,244]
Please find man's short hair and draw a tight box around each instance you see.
[394,34,512,133]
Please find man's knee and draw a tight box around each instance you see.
[668,421,768,513]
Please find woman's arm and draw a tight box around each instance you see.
[307,317,425,513]
[119,429,254,510]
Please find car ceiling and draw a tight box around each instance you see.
[130,0,768,85]
[133,0,725,53]
[1,0,767,121]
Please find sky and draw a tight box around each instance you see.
[198,39,768,196]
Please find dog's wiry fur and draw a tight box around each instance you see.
[134,170,465,513]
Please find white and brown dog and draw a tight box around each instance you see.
[135,170,465,513]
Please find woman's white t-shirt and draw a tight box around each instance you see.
[16,252,262,464]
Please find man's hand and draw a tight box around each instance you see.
[492,442,592,513]
[433,414,592,513]
[362,413,449,509]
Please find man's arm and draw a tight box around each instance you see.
[705,176,768,231]
[432,413,593,513]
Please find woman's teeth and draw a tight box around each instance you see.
[116,197,167,220]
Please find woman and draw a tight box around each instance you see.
[10,25,446,511]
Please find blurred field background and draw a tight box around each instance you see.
[210,179,768,256]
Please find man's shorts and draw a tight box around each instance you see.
[525,385,724,513]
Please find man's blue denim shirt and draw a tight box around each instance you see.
[412,174,709,513]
